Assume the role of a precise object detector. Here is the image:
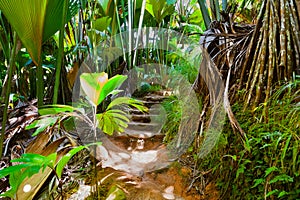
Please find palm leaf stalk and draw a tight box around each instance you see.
[0,13,13,98]
[209,0,221,21]
[53,0,69,104]
[197,0,211,29]
[0,32,17,159]
[133,0,147,66]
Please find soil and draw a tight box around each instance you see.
[82,163,220,200]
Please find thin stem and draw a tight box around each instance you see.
[128,0,132,68]
[0,32,18,159]
[114,0,126,62]
[92,104,100,198]
[133,0,146,66]
[53,0,69,104]
[36,56,44,107]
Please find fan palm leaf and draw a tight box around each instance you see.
[0,0,79,64]
[0,0,79,106]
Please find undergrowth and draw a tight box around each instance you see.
[199,81,300,199]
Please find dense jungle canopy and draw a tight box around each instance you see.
[0,0,299,199]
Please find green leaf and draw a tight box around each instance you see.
[266,189,279,197]
[96,110,129,135]
[106,185,126,200]
[278,191,288,198]
[112,117,128,129]
[235,165,245,180]
[11,153,55,172]
[106,110,130,122]
[101,114,114,135]
[56,146,86,179]
[25,117,59,136]
[269,174,294,184]
[106,97,146,112]
[0,189,16,198]
[98,75,127,105]
[93,16,112,31]
[281,134,292,167]
[188,9,203,25]
[0,164,29,178]
[80,72,108,105]
[46,153,58,169]
[166,0,176,5]
[11,153,46,164]
[265,166,279,177]
[0,0,79,65]
[38,105,76,115]
[98,0,112,14]
[251,178,264,188]
[146,0,174,23]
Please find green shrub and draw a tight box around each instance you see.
[199,81,300,199]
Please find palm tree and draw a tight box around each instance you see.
[197,0,300,119]
[240,0,300,113]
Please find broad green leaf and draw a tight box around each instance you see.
[11,153,55,172]
[0,0,80,65]
[145,0,174,23]
[43,0,80,41]
[38,105,76,115]
[46,153,57,169]
[106,109,127,115]
[188,9,202,25]
[98,75,127,105]
[80,72,108,105]
[146,0,155,17]
[11,153,46,164]
[56,146,86,178]
[0,164,29,178]
[25,117,59,136]
[93,16,112,31]
[98,0,113,14]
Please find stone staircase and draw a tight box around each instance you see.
[96,91,173,175]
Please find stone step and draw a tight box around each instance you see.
[138,100,161,106]
[124,106,163,115]
[129,114,160,123]
[127,121,160,126]
[126,121,162,133]
[142,95,169,102]
[123,129,164,138]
